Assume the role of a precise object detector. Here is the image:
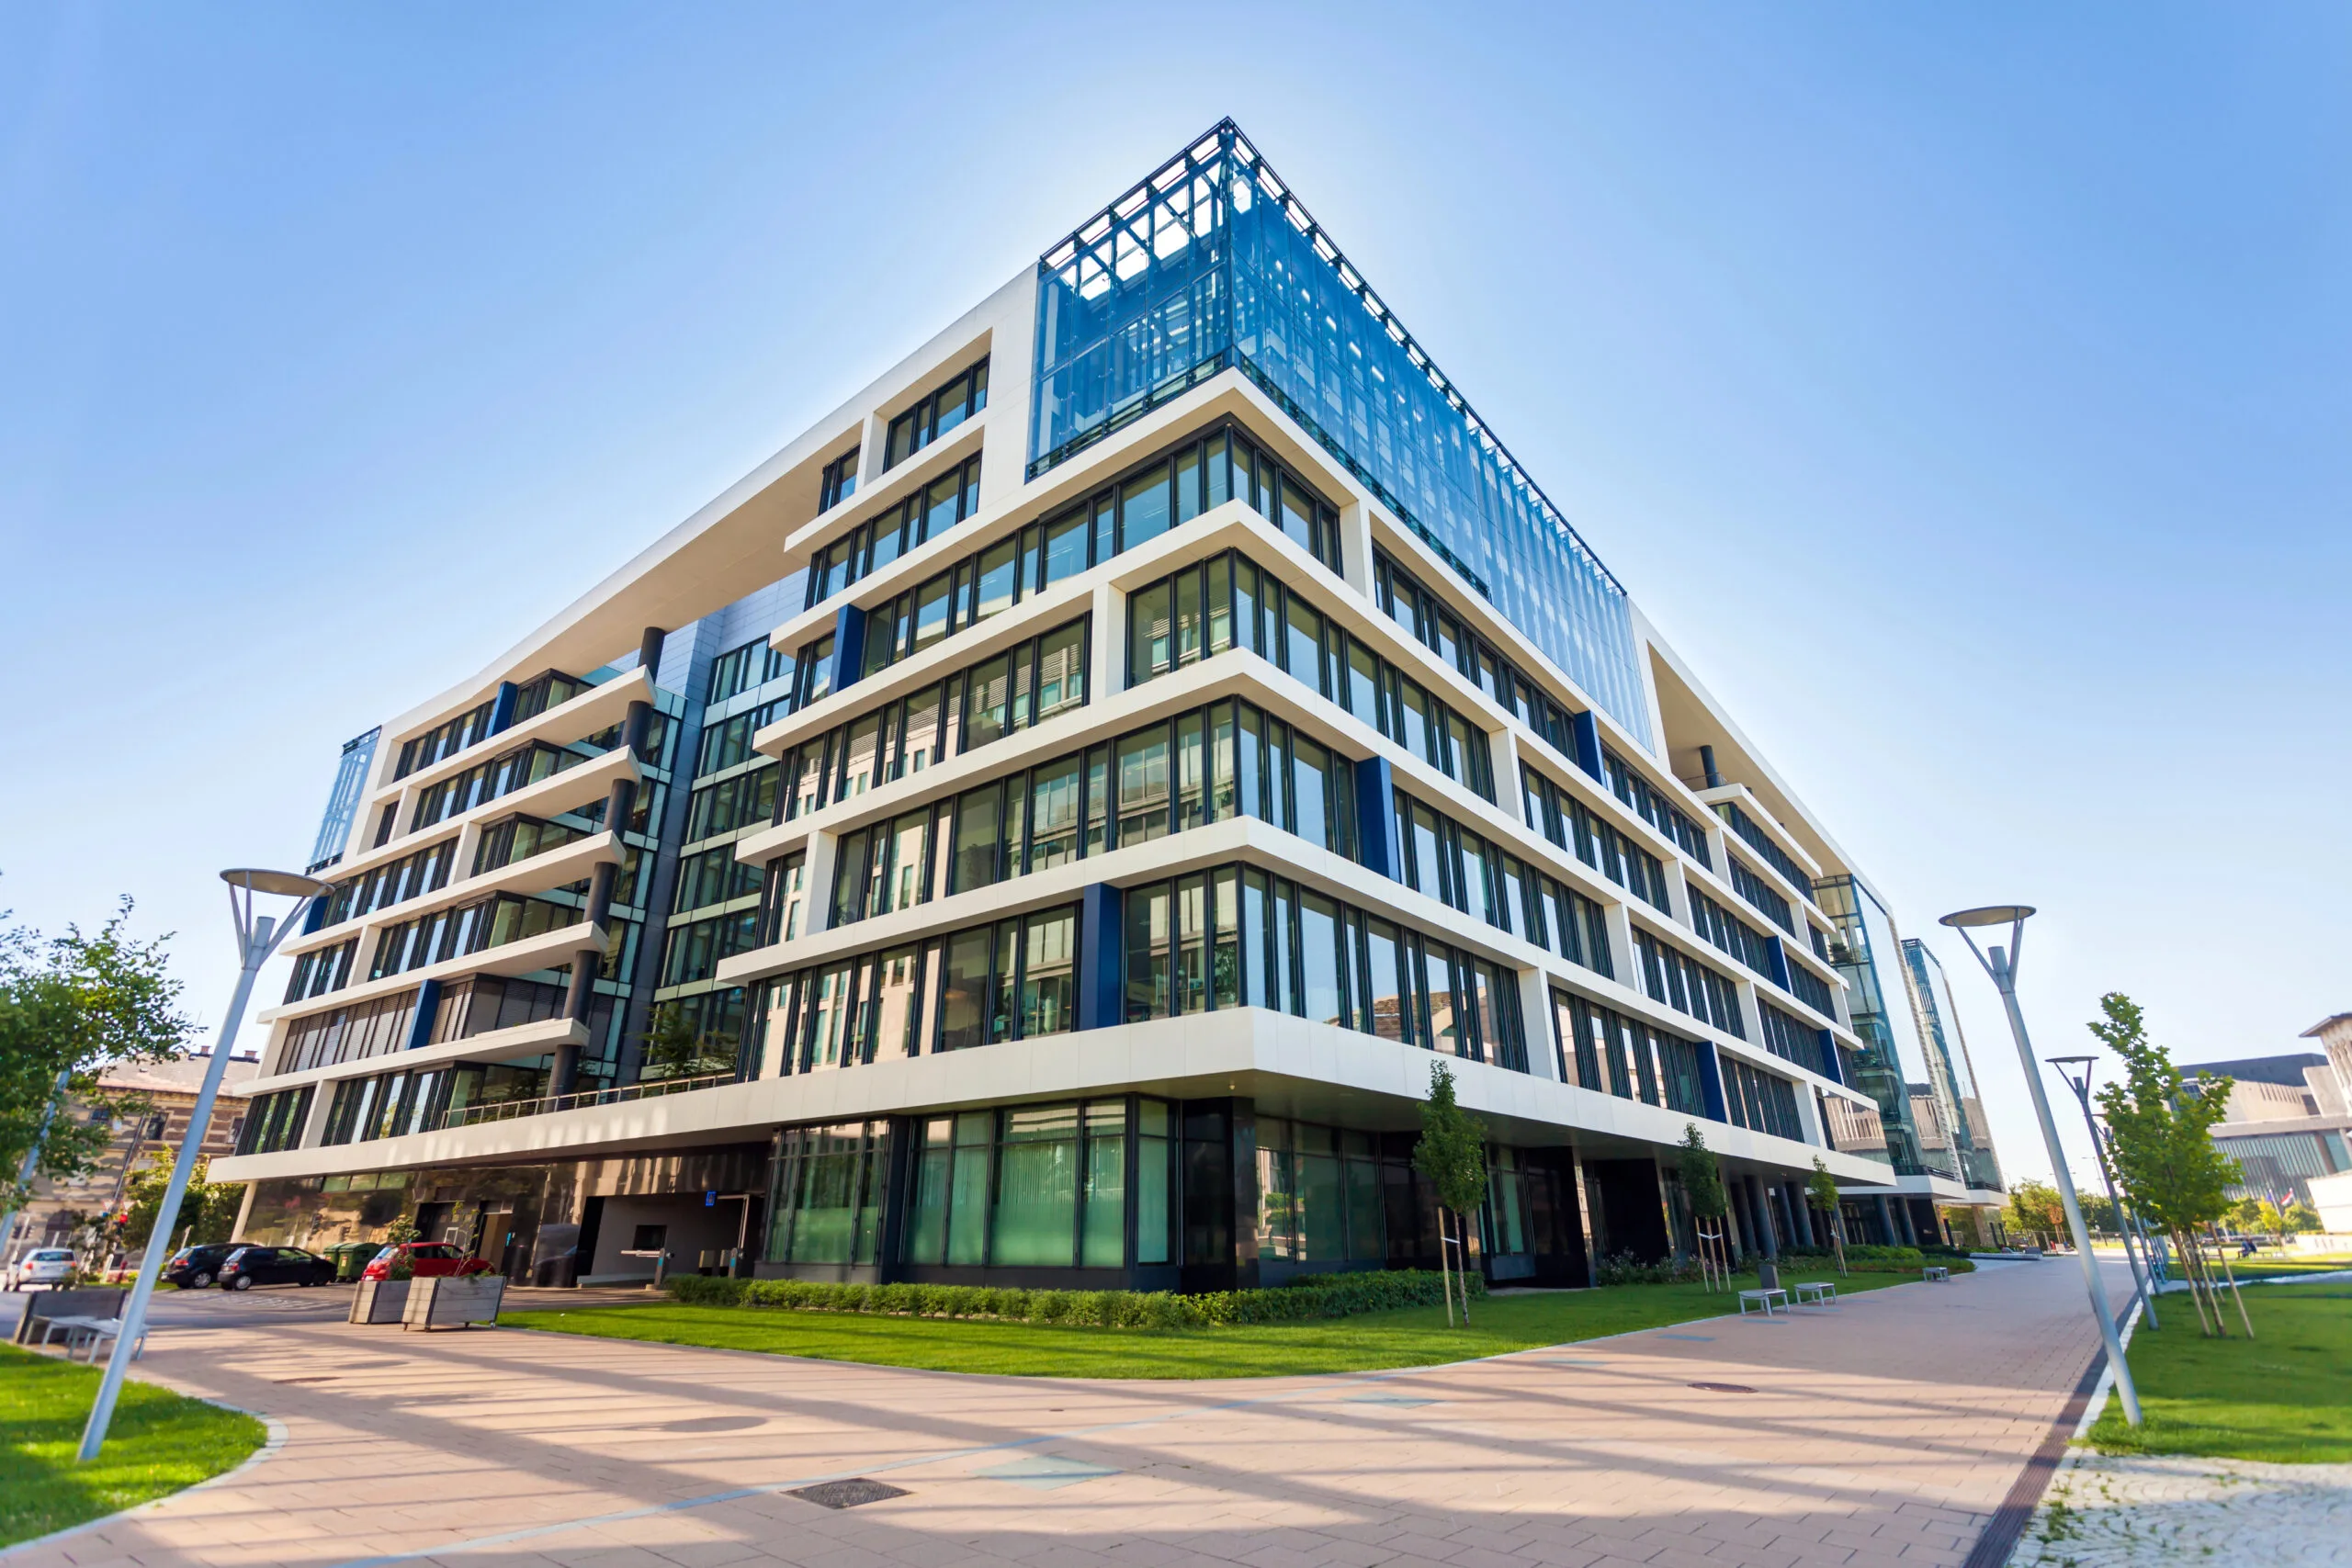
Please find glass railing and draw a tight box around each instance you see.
[434,1068,735,1130]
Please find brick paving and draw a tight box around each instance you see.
[8,1259,2120,1568]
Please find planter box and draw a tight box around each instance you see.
[403,1275,505,1331]
[349,1279,412,1324]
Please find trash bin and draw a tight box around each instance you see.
[326,1241,381,1282]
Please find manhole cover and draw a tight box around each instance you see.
[787,1479,908,1510]
[1688,1382,1758,1393]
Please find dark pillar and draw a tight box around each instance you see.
[1788,1180,1816,1249]
[583,859,618,930]
[555,946,602,1095]
[1751,1178,1779,1259]
[1874,1194,1897,1247]
[603,775,639,837]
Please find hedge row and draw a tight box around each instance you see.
[1783,1247,1977,1275]
[662,1268,1485,1329]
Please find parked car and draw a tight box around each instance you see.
[218,1245,337,1291]
[4,1248,77,1290]
[162,1243,252,1290]
[360,1242,494,1281]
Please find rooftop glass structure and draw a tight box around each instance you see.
[1030,119,1650,747]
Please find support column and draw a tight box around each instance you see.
[1788,1180,1816,1249]
[555,947,602,1095]
[1874,1193,1897,1247]
[1750,1177,1779,1259]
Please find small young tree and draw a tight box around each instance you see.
[2283,1201,2321,1235]
[1412,1061,1488,1326]
[1675,1124,1729,1288]
[1807,1157,1847,1274]
[2091,992,2247,1337]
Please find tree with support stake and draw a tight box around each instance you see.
[1676,1124,1731,1292]
[1806,1158,1848,1275]
[2090,992,2251,1338]
[1412,1061,1487,1327]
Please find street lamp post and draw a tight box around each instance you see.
[2046,1055,2158,1331]
[77,868,328,1464]
[1939,905,2141,1427]
[0,1066,75,1265]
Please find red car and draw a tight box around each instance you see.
[360,1242,496,1280]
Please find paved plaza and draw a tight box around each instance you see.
[10,1261,2117,1568]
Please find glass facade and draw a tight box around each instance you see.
[1903,939,2004,1192]
[1816,875,1932,1175]
[1031,120,1649,746]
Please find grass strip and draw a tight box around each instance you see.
[0,1343,266,1548]
[2086,1281,2352,1462]
[503,1268,1905,1379]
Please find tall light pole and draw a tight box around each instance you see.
[2046,1055,2157,1331]
[0,1066,75,1264]
[1939,905,2141,1426]
[78,868,327,1464]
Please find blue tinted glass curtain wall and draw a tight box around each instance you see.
[1031,119,1649,748]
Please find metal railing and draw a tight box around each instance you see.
[433,1069,736,1131]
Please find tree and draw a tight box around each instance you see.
[1675,1124,1730,1287]
[122,1154,243,1250]
[640,1003,732,1081]
[2003,1179,2065,1248]
[2226,1195,2266,1235]
[2283,1201,2322,1235]
[1806,1156,1846,1273]
[1411,1061,1487,1326]
[0,900,196,1223]
[2075,1191,2120,1235]
[2090,992,2248,1337]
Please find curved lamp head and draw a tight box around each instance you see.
[1939,905,2036,929]
[220,868,334,898]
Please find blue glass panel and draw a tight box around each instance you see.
[1032,120,1650,746]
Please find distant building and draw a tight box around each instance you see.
[2183,1015,2352,1208]
[5,1054,258,1261]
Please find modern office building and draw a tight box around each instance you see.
[2184,1014,2352,1209]
[216,121,2003,1287]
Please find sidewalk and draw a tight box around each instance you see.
[7,1259,2120,1568]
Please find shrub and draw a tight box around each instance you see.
[1594,1251,1702,1286]
[660,1269,1472,1332]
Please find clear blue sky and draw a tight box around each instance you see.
[6,4,2346,1191]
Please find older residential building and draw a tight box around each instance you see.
[6,1053,258,1262]
[216,121,2002,1287]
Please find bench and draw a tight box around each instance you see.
[1737,1287,1787,1317]
[68,1316,147,1362]
[11,1288,125,1346]
[1793,1280,1838,1305]
[1923,1265,1951,1282]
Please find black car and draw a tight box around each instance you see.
[163,1243,252,1290]
[217,1245,337,1290]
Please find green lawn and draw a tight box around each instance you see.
[2086,1282,2352,1462]
[503,1269,1907,1379]
[2220,1256,2352,1281]
[0,1344,266,1548]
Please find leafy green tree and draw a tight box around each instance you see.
[2226,1196,2266,1234]
[2003,1179,2065,1247]
[2090,992,2245,1336]
[1671,1124,1729,1282]
[1412,1061,1487,1326]
[122,1154,243,1249]
[2283,1201,2321,1235]
[0,900,196,1222]
[640,1003,732,1080]
[2075,1191,2120,1234]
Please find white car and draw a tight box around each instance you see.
[6,1248,77,1290]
